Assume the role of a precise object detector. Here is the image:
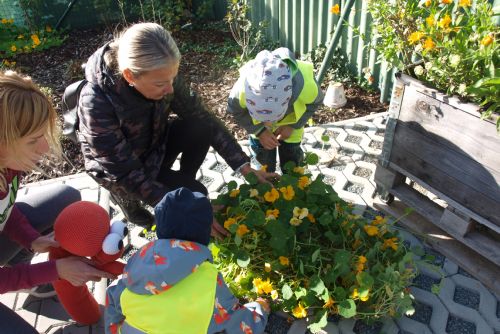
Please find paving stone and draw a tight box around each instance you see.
[410,287,448,333]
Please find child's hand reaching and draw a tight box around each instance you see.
[258,129,280,149]
[256,297,271,314]
[274,125,294,141]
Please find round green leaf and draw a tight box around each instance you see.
[338,299,356,318]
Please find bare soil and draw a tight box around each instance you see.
[11,25,387,183]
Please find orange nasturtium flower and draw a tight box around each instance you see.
[307,213,316,223]
[441,0,452,4]
[330,4,340,15]
[266,208,280,219]
[236,224,249,236]
[279,256,289,266]
[264,188,279,203]
[438,15,452,29]
[1,18,7,24]
[481,34,493,46]
[229,189,240,197]
[279,185,295,200]
[292,303,307,318]
[31,34,41,46]
[223,217,237,229]
[423,37,436,50]
[297,176,311,190]
[458,0,471,6]
[364,225,379,236]
[408,31,425,44]
[382,237,399,251]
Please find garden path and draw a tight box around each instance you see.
[1,112,498,334]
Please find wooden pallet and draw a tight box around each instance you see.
[374,195,500,296]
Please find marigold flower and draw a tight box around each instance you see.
[271,290,279,300]
[31,34,41,46]
[279,256,289,266]
[46,25,52,32]
[297,176,311,190]
[408,31,425,44]
[423,37,436,50]
[293,207,309,219]
[1,18,7,24]
[330,4,340,15]
[249,188,259,198]
[481,34,493,46]
[438,15,452,29]
[363,225,379,236]
[224,217,237,229]
[266,208,280,219]
[229,189,240,197]
[279,185,295,200]
[293,166,305,174]
[10,45,16,52]
[236,224,250,236]
[264,263,272,272]
[264,188,279,203]
[290,217,303,226]
[424,0,432,6]
[292,303,307,318]
[426,15,435,27]
[382,237,398,251]
[307,213,316,223]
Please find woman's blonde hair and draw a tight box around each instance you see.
[106,22,181,76]
[0,70,60,191]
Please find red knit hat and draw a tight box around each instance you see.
[54,201,110,257]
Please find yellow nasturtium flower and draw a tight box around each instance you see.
[290,217,303,226]
[293,207,309,219]
[360,290,370,302]
[279,185,295,200]
[279,256,289,266]
[323,297,335,309]
[481,34,493,46]
[438,15,452,29]
[458,0,471,6]
[292,303,307,318]
[426,15,435,27]
[249,188,259,198]
[408,31,425,44]
[10,45,16,52]
[364,225,379,236]
[372,215,387,225]
[293,166,305,174]
[271,290,279,300]
[424,0,432,7]
[330,4,340,15]
[253,278,273,295]
[1,18,7,24]
[307,213,316,223]
[229,189,240,197]
[423,37,436,50]
[266,208,280,219]
[264,188,280,203]
[224,217,237,229]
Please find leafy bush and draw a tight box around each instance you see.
[212,158,416,331]
[0,18,66,65]
[366,0,499,123]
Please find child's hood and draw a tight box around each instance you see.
[121,239,213,295]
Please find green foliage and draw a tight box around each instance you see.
[301,45,356,84]
[225,0,267,65]
[212,163,416,328]
[366,0,499,120]
[0,18,66,65]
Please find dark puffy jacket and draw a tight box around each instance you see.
[78,43,249,205]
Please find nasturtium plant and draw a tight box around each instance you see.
[212,157,416,330]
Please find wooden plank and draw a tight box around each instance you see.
[392,123,500,201]
[388,140,500,227]
[397,86,500,171]
[439,208,474,237]
[374,164,406,192]
[374,197,500,296]
[387,184,500,266]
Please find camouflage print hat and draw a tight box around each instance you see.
[244,50,292,123]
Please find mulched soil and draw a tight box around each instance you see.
[9,24,387,183]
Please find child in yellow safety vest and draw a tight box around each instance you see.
[105,187,270,334]
[227,48,324,173]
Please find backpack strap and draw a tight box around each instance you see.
[62,79,87,143]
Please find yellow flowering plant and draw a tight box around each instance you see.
[366,0,498,122]
[211,156,416,330]
[0,18,66,65]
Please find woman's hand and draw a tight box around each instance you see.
[240,164,280,185]
[258,129,280,150]
[31,232,59,253]
[55,257,117,287]
[211,218,230,240]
